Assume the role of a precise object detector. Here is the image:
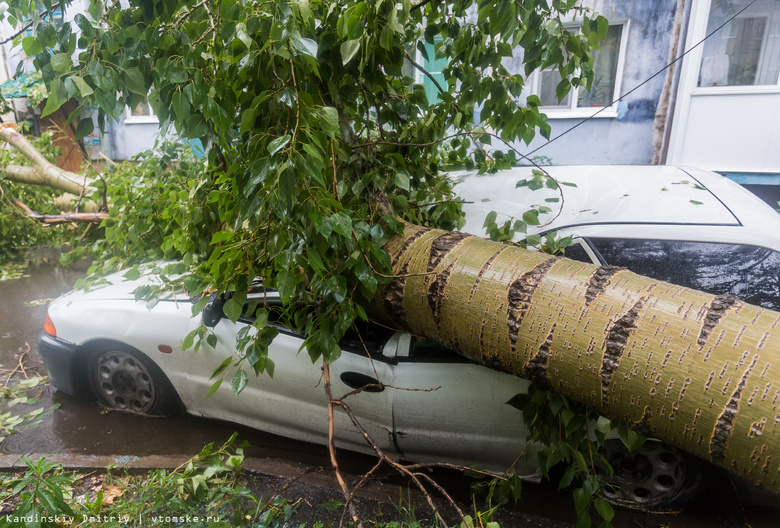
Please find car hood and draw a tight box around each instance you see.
[57,267,188,303]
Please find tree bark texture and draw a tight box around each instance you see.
[0,127,88,195]
[370,224,780,494]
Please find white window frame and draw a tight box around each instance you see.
[124,101,159,124]
[532,19,630,119]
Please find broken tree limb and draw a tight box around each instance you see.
[0,126,89,195]
[12,199,107,224]
[369,223,780,495]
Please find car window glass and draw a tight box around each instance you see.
[409,338,469,361]
[563,241,593,263]
[240,299,393,356]
[588,238,780,311]
[340,321,396,356]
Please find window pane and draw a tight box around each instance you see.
[589,238,780,311]
[578,24,622,108]
[699,0,780,87]
[539,68,571,107]
[563,241,593,263]
[132,102,153,116]
[421,41,448,105]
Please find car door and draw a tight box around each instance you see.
[180,295,397,455]
[390,334,539,477]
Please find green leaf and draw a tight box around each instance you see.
[340,39,360,64]
[22,36,42,57]
[267,134,291,155]
[41,79,64,117]
[558,465,577,490]
[210,356,234,379]
[123,267,141,280]
[293,36,318,58]
[206,377,224,398]
[124,67,147,96]
[182,328,198,350]
[394,172,410,191]
[50,53,72,73]
[316,107,340,138]
[575,510,591,528]
[595,416,611,436]
[572,487,589,513]
[522,210,540,226]
[223,297,242,323]
[74,118,94,141]
[593,497,614,523]
[329,213,352,237]
[191,296,211,316]
[70,76,94,97]
[231,369,248,395]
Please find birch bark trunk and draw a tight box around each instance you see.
[370,223,780,494]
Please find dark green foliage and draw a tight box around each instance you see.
[64,142,217,276]
[3,0,607,371]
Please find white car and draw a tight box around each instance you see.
[39,166,780,511]
[38,271,537,475]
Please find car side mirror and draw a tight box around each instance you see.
[202,294,225,328]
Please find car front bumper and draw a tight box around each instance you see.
[38,332,80,396]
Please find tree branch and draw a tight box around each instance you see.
[322,360,364,528]
[12,199,108,224]
[404,50,445,95]
[0,126,89,195]
[0,2,62,45]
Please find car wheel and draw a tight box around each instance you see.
[596,439,703,511]
[89,347,177,416]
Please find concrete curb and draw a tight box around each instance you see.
[0,453,403,504]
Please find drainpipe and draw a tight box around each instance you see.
[651,0,690,165]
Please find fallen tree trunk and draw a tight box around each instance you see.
[370,223,780,494]
[0,125,89,196]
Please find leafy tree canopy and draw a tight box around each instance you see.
[3,0,606,376]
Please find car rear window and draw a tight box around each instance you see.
[588,238,780,311]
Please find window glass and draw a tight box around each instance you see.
[420,41,448,105]
[699,0,780,87]
[578,24,623,107]
[539,69,571,107]
[589,238,780,311]
[409,338,467,361]
[539,23,624,109]
[563,241,593,263]
[339,321,394,356]
[131,102,154,117]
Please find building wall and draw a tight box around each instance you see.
[110,118,164,160]
[668,0,780,175]
[519,0,680,165]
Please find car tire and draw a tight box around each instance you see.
[88,346,179,416]
[596,439,703,511]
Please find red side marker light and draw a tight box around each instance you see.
[158,345,173,354]
[44,311,56,337]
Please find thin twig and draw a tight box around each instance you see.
[0,2,62,45]
[404,50,445,95]
[322,360,364,528]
